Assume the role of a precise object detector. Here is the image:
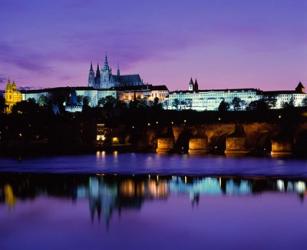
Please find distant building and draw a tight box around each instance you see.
[21,87,117,111]
[165,78,261,111]
[164,79,307,111]
[88,56,144,89]
[117,84,169,103]
[4,59,307,113]
[18,56,167,112]
[4,80,22,113]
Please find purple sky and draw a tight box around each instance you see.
[0,0,306,90]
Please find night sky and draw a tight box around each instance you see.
[0,0,306,90]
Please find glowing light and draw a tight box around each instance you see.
[147,123,151,126]
[96,135,106,141]
[4,185,16,208]
[96,151,101,158]
[112,137,119,144]
[295,181,306,193]
[277,179,285,191]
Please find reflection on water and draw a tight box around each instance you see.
[1,174,307,225]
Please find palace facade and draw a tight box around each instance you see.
[164,79,306,111]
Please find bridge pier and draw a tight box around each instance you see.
[224,124,249,156]
[188,138,209,155]
[156,138,174,154]
[271,140,293,157]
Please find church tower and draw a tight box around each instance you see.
[188,78,194,91]
[95,64,101,88]
[100,55,112,88]
[194,79,199,92]
[88,63,95,87]
[295,82,305,93]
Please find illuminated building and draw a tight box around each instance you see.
[4,59,306,113]
[117,84,169,103]
[88,55,144,89]
[4,80,22,113]
[164,79,307,111]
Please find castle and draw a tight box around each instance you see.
[1,55,307,113]
[88,56,144,89]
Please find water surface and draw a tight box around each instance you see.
[0,174,307,250]
[1,154,307,250]
[1,153,307,177]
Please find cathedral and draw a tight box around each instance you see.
[88,56,144,89]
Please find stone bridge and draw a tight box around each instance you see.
[151,122,307,156]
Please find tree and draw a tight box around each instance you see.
[282,99,295,109]
[0,95,5,113]
[172,99,180,110]
[218,99,230,112]
[103,96,117,110]
[303,96,307,107]
[38,95,49,106]
[247,99,269,112]
[264,95,277,109]
[82,96,91,112]
[12,99,40,114]
[232,97,243,111]
[151,97,163,110]
[98,97,106,107]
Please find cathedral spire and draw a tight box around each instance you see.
[88,62,95,87]
[103,54,109,70]
[188,78,194,91]
[117,64,120,77]
[194,79,199,92]
[96,64,101,78]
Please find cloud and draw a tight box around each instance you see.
[0,74,6,85]
[0,42,51,73]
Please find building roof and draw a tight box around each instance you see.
[20,86,97,93]
[149,85,168,91]
[263,90,299,95]
[113,84,168,91]
[110,74,143,85]
[170,88,261,94]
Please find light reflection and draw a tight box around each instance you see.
[295,181,306,193]
[277,179,285,191]
[1,175,307,225]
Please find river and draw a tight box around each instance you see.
[0,154,307,250]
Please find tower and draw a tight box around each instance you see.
[95,64,101,87]
[88,63,95,87]
[100,55,113,88]
[194,79,199,92]
[188,78,194,91]
[4,80,22,113]
[295,82,305,93]
[117,64,120,77]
